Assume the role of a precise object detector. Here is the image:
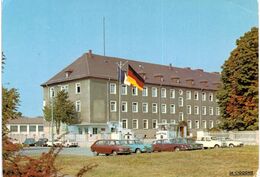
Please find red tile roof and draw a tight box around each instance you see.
[41,51,221,90]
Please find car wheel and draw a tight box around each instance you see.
[175,147,180,152]
[105,154,110,156]
[214,145,220,149]
[229,144,234,148]
[112,151,118,156]
[93,151,99,156]
[135,148,141,154]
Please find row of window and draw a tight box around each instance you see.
[9,125,44,133]
[122,119,214,129]
[49,83,81,98]
[110,83,215,101]
[110,101,220,116]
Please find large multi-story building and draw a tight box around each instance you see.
[41,50,221,138]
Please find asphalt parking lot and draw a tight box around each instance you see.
[20,147,94,156]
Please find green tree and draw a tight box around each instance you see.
[2,87,21,136]
[43,90,80,134]
[217,27,258,130]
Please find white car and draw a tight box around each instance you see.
[46,139,63,147]
[196,136,227,149]
[219,137,244,148]
[63,140,78,147]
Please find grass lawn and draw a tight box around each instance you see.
[56,146,258,177]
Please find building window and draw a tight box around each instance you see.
[75,83,81,94]
[187,105,191,114]
[61,85,69,92]
[170,104,175,114]
[50,87,55,98]
[161,88,166,98]
[10,125,18,132]
[170,119,176,124]
[38,125,44,132]
[122,119,128,129]
[152,119,158,129]
[161,104,167,113]
[110,83,116,94]
[216,107,220,116]
[110,101,117,112]
[195,120,200,129]
[122,101,128,112]
[132,102,138,113]
[179,112,184,121]
[209,93,213,101]
[75,100,81,112]
[202,92,206,101]
[194,106,199,115]
[152,87,157,97]
[142,103,148,113]
[20,126,27,132]
[209,107,214,115]
[152,103,158,113]
[210,120,214,128]
[29,126,36,132]
[132,119,138,129]
[186,91,191,100]
[187,120,192,129]
[121,85,127,95]
[142,87,148,96]
[203,120,207,129]
[143,119,148,129]
[179,89,183,95]
[202,106,207,115]
[162,119,167,124]
[178,97,183,107]
[194,91,199,100]
[78,127,83,134]
[170,89,175,98]
[93,128,98,134]
[132,87,138,96]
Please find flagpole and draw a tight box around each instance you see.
[117,61,128,140]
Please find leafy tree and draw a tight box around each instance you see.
[217,27,258,130]
[2,87,21,136]
[43,90,80,134]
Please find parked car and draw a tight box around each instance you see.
[23,138,36,147]
[218,137,244,148]
[90,139,131,156]
[63,139,79,147]
[46,139,63,147]
[119,140,153,153]
[196,136,227,149]
[152,139,189,152]
[172,138,203,150]
[36,138,48,147]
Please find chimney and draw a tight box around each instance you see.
[87,50,93,58]
[169,63,173,70]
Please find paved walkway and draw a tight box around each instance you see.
[20,147,94,156]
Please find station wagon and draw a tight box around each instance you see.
[90,139,131,156]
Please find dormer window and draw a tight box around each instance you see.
[171,76,180,84]
[65,70,73,78]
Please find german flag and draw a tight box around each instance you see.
[126,65,145,90]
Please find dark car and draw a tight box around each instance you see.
[35,138,48,147]
[172,138,203,150]
[90,139,131,156]
[23,138,36,147]
[152,139,189,152]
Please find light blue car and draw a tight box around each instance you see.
[119,140,153,153]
